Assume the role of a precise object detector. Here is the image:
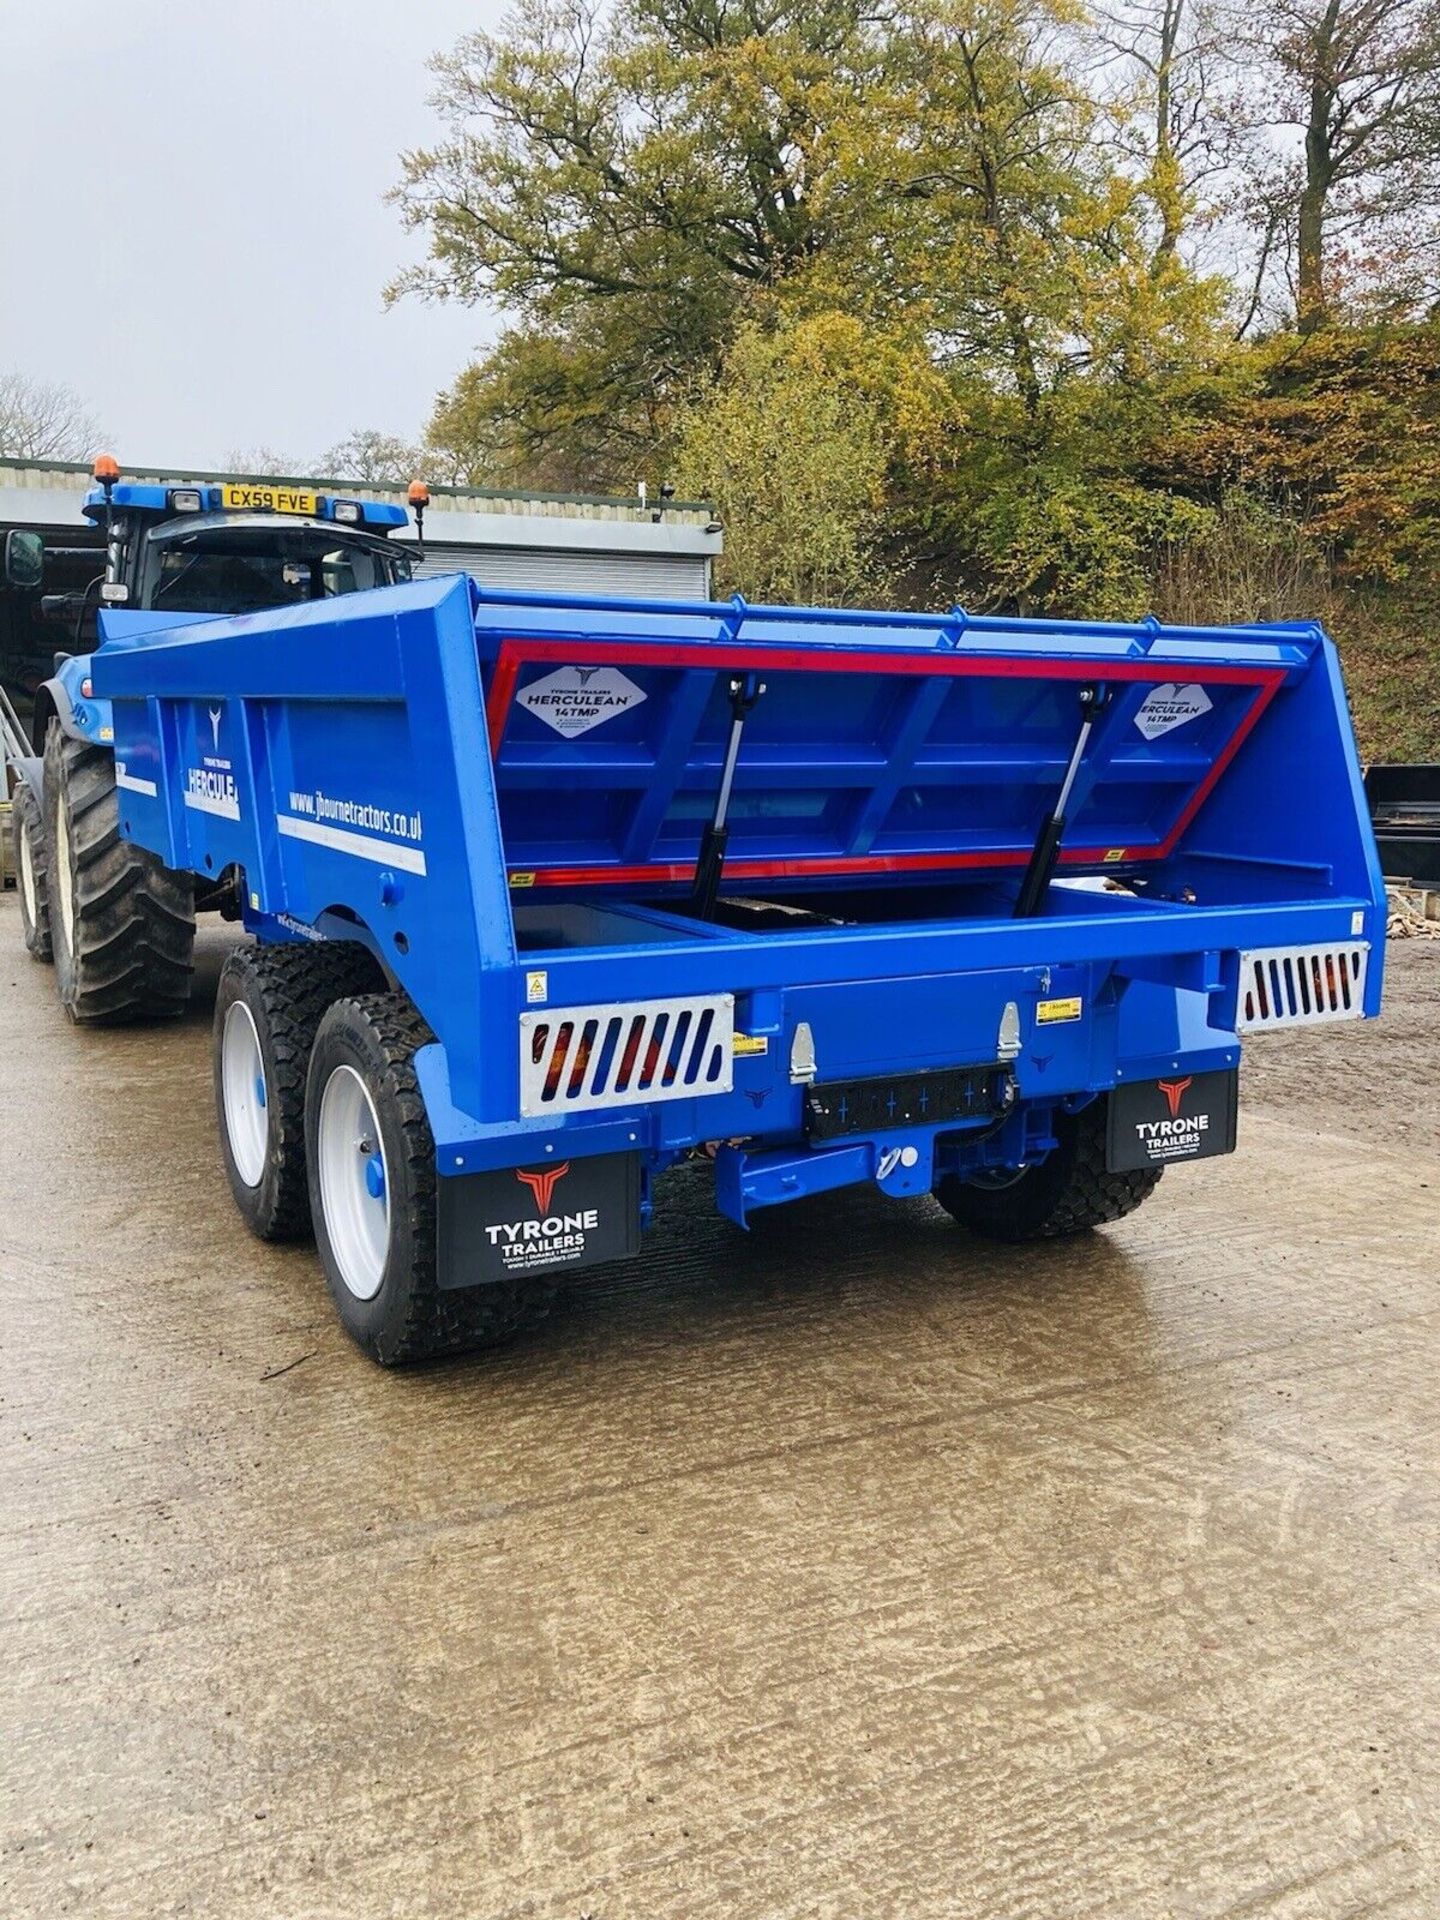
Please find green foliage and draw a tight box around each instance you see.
[912,374,1213,615]
[393,0,886,480]
[426,327,663,491]
[672,312,944,603]
[398,0,1440,752]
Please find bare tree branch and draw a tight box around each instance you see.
[0,372,106,462]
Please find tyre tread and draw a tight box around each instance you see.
[10,780,52,961]
[216,942,384,1240]
[44,728,195,1023]
[319,994,557,1365]
[937,1097,1161,1242]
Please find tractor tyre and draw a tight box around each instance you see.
[214,942,385,1241]
[43,727,195,1023]
[11,779,52,961]
[306,994,557,1366]
[935,1096,1162,1242]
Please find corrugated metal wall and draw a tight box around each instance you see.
[418,543,710,600]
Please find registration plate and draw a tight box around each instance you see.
[220,482,318,515]
[804,1063,1008,1141]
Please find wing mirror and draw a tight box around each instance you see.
[4,529,45,591]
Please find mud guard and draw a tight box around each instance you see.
[6,754,44,801]
[436,1152,642,1286]
[32,661,112,752]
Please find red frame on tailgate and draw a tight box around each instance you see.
[484,638,1286,888]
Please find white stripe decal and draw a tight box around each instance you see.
[183,788,240,821]
[277,812,427,875]
[115,763,158,798]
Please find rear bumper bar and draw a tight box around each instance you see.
[416,890,1379,1172]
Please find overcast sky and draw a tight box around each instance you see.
[2,1,506,472]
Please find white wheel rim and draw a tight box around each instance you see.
[317,1064,390,1301]
[54,797,75,951]
[221,1001,269,1188]
[18,813,38,925]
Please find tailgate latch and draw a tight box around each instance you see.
[997,1000,1022,1062]
[789,1020,817,1084]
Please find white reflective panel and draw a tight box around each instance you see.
[520,994,735,1117]
[1236,943,1369,1031]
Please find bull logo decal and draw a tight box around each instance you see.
[209,707,223,751]
[515,1163,571,1214]
[1157,1076,1193,1119]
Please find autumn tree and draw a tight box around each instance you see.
[393,0,884,481]
[879,0,1186,413]
[1229,0,1440,330]
[1087,0,1230,270]
[399,0,1222,478]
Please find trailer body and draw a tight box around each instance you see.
[84,571,1384,1333]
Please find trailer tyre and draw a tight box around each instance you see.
[307,995,556,1365]
[43,727,195,1022]
[10,780,52,961]
[214,942,384,1241]
[935,1096,1161,1241]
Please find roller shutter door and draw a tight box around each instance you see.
[416,543,709,600]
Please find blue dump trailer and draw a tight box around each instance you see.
[71,573,1382,1363]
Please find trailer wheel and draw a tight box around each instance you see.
[43,728,195,1023]
[10,780,52,961]
[214,943,383,1241]
[306,994,556,1365]
[935,1096,1161,1241]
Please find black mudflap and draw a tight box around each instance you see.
[1106,1070,1239,1172]
[438,1152,641,1287]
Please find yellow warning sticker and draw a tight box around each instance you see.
[1102,848,1128,863]
[508,871,536,889]
[733,1033,770,1057]
[1036,996,1083,1025]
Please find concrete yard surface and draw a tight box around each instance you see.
[1,890,1437,1919]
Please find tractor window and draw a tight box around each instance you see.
[149,531,405,614]
[0,534,106,738]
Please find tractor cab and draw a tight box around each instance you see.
[116,495,414,616]
[19,458,425,643]
[1,457,431,773]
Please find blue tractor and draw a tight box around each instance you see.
[3,458,425,1019]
